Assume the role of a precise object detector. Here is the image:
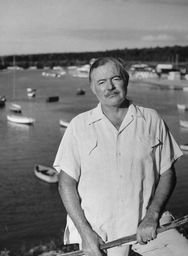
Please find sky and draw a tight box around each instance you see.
[0,0,188,56]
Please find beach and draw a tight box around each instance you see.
[0,69,188,253]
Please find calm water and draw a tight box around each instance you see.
[0,70,188,252]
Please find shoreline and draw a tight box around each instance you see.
[130,77,188,90]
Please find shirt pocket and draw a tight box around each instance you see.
[134,135,161,160]
[79,136,98,156]
[87,138,98,155]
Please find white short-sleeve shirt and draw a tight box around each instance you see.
[53,103,182,243]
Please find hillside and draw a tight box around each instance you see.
[1,45,188,69]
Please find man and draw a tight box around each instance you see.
[54,57,188,256]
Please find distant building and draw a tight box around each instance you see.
[29,66,37,70]
[156,64,173,74]
[168,71,181,80]
[155,64,182,80]
[129,63,156,80]
[7,66,23,70]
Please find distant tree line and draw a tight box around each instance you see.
[1,45,188,70]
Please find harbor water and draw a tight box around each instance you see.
[0,69,188,252]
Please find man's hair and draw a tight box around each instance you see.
[89,57,129,85]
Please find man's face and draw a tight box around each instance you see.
[90,62,128,107]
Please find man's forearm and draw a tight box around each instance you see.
[146,166,176,218]
[137,166,177,243]
[58,170,94,239]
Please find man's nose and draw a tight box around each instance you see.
[106,79,115,90]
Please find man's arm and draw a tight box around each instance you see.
[58,170,105,256]
[137,165,176,244]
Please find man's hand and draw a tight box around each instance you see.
[136,212,159,245]
[136,168,176,245]
[82,230,106,256]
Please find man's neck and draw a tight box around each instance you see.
[101,100,130,130]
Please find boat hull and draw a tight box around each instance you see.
[7,115,35,125]
[177,104,188,111]
[46,96,59,102]
[180,120,188,128]
[34,164,58,183]
[180,144,188,151]
[59,119,69,128]
[9,103,22,113]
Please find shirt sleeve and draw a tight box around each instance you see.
[158,118,183,174]
[53,122,81,181]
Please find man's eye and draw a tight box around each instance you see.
[98,81,105,85]
[113,77,121,81]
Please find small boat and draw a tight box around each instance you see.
[180,120,188,129]
[34,164,58,183]
[180,144,188,151]
[177,104,188,111]
[0,96,6,108]
[27,88,36,98]
[76,88,86,95]
[59,119,69,128]
[27,88,36,93]
[7,115,35,125]
[46,96,59,102]
[9,103,22,113]
[27,91,36,98]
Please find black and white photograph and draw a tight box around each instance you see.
[0,1,188,255]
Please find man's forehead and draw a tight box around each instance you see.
[91,62,120,79]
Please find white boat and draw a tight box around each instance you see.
[72,64,90,78]
[7,115,35,125]
[9,103,22,113]
[27,87,35,93]
[34,164,58,183]
[27,92,36,98]
[27,88,36,98]
[180,120,188,128]
[59,119,69,128]
[180,144,188,151]
[177,104,188,111]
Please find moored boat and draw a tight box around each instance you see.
[0,96,6,108]
[180,120,188,128]
[9,103,22,113]
[76,88,86,95]
[34,164,58,183]
[180,144,188,151]
[27,88,36,98]
[7,115,35,125]
[46,96,59,102]
[59,119,69,128]
[177,104,188,111]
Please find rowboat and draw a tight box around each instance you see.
[27,91,36,98]
[34,164,58,183]
[7,115,35,125]
[59,119,69,128]
[27,88,36,98]
[177,104,188,111]
[0,96,6,107]
[9,103,22,113]
[180,120,188,128]
[46,96,59,102]
[180,144,188,151]
[76,88,86,95]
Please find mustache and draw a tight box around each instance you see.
[105,91,119,97]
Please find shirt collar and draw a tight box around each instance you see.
[87,102,145,125]
[88,103,104,125]
[128,103,145,120]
